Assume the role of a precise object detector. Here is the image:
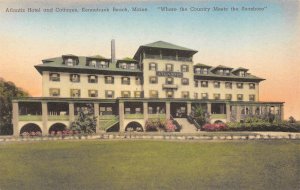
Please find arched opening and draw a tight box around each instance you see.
[125,122,143,132]
[214,120,224,124]
[20,123,42,136]
[49,123,67,134]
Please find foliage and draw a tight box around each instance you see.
[145,118,177,132]
[192,106,210,127]
[202,123,227,131]
[70,104,97,134]
[0,78,30,135]
[288,116,296,123]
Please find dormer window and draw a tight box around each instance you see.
[100,61,108,68]
[130,63,136,70]
[203,68,208,74]
[120,63,127,69]
[225,70,230,76]
[239,71,245,77]
[219,69,224,75]
[66,58,75,66]
[195,68,201,74]
[90,60,97,67]
[70,74,80,83]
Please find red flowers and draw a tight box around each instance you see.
[202,123,227,131]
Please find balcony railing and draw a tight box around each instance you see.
[144,54,192,62]
[48,115,69,121]
[19,115,42,121]
[124,114,144,119]
[210,114,227,119]
[148,114,166,119]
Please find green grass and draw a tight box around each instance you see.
[0,140,299,190]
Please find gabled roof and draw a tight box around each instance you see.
[142,41,197,52]
[133,41,198,60]
[194,63,212,68]
[211,65,234,71]
[232,67,249,72]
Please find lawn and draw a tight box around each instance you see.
[0,140,299,190]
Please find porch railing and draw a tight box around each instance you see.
[19,115,42,121]
[210,114,227,119]
[124,114,144,119]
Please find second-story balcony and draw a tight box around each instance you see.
[144,54,192,62]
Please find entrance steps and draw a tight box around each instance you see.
[175,118,198,133]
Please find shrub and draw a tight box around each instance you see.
[202,123,227,131]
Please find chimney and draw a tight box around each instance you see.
[111,39,116,63]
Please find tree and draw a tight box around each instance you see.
[193,106,210,127]
[0,78,30,135]
[70,104,97,134]
[288,116,296,123]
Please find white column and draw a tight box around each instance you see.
[69,103,75,123]
[119,102,124,132]
[42,102,48,135]
[187,102,192,116]
[143,102,148,121]
[12,101,19,136]
[166,102,170,119]
[226,104,230,122]
[94,103,100,134]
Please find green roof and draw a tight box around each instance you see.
[232,67,249,72]
[194,63,212,68]
[142,41,197,52]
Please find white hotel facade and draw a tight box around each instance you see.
[12,41,284,135]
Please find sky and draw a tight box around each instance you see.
[0,0,299,119]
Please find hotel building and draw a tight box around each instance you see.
[12,40,284,135]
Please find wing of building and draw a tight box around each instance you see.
[12,40,284,135]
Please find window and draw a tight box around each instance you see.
[121,91,130,97]
[225,70,230,76]
[134,91,142,98]
[150,90,158,98]
[225,94,232,100]
[49,88,60,97]
[239,71,245,77]
[105,76,114,84]
[214,81,220,88]
[130,63,136,70]
[105,90,114,98]
[249,83,255,89]
[49,73,60,82]
[249,95,255,101]
[166,90,174,98]
[201,93,208,99]
[194,93,198,99]
[135,107,142,114]
[219,69,224,75]
[88,90,98,97]
[70,74,80,82]
[99,61,108,68]
[182,91,189,98]
[203,68,208,74]
[70,89,80,97]
[214,93,220,100]
[125,108,131,114]
[166,64,173,72]
[88,75,98,83]
[236,83,243,89]
[225,82,232,89]
[135,77,142,85]
[182,78,189,85]
[166,77,173,85]
[181,65,189,72]
[89,60,97,67]
[149,63,157,71]
[149,76,158,84]
[201,81,208,87]
[100,106,113,115]
[148,107,153,114]
[237,94,243,101]
[120,63,127,69]
[121,77,130,85]
[65,58,75,66]
[195,68,201,74]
